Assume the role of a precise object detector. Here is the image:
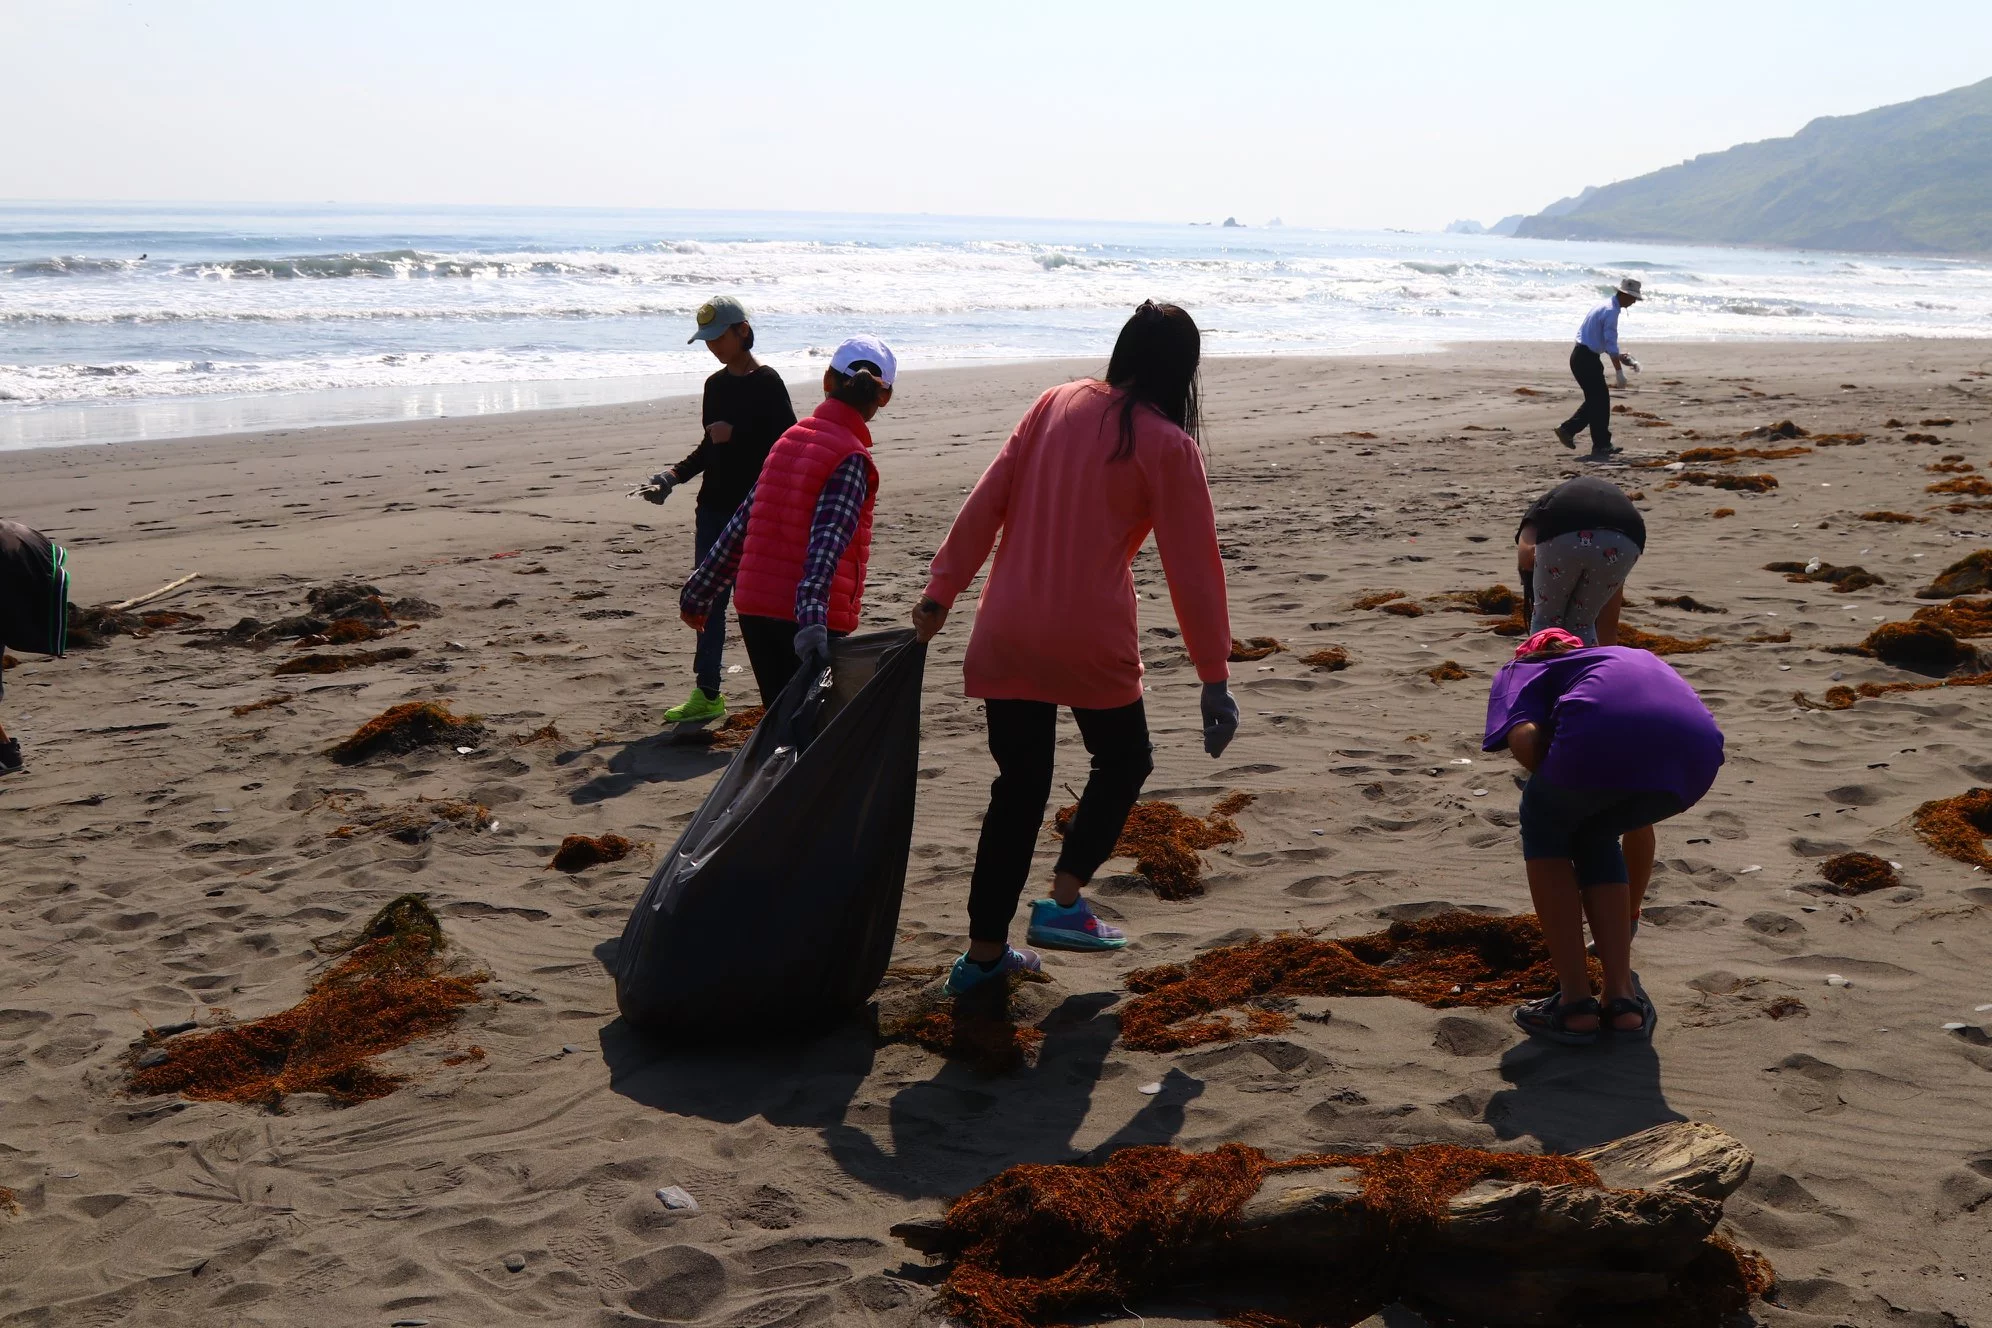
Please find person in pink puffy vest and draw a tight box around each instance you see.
[680,335,896,706]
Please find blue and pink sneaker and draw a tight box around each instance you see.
[1026,897,1127,951]
[945,945,1042,996]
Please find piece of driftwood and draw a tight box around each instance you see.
[892,1121,1759,1325]
[105,573,199,613]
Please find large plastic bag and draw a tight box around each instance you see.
[0,520,69,658]
[613,628,927,1039]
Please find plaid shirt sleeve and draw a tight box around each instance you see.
[679,484,755,618]
[793,454,871,628]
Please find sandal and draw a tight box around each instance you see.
[1513,992,1602,1046]
[1607,987,1658,1039]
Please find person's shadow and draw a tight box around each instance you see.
[564,731,727,806]
[1481,1032,1683,1151]
[594,949,1202,1202]
[823,992,1204,1201]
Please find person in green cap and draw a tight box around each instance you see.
[641,296,796,725]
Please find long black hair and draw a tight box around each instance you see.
[1104,300,1202,460]
[828,360,887,413]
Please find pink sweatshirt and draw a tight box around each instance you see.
[923,379,1232,710]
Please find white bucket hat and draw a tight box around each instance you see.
[1618,277,1644,301]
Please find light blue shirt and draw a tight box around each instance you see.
[1577,298,1623,356]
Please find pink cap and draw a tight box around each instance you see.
[1515,628,1585,658]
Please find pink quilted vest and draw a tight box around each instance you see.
[733,398,879,632]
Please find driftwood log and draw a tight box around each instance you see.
[893,1120,1755,1326]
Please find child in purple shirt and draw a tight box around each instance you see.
[1483,630,1724,1044]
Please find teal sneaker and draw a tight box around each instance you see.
[1026,898,1127,951]
[664,687,727,725]
[945,945,1042,997]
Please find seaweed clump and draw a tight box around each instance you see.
[1301,647,1351,671]
[1915,550,1992,600]
[1652,595,1726,614]
[126,895,485,1107]
[1352,590,1407,610]
[1616,624,1718,655]
[547,833,637,872]
[1435,585,1521,616]
[330,797,493,843]
[1426,660,1470,683]
[1928,476,1992,497]
[1793,672,1992,710]
[1765,561,1885,592]
[1052,793,1254,901]
[274,646,417,676]
[329,701,486,765]
[1912,597,1992,638]
[1676,444,1810,462]
[1817,852,1902,897]
[1117,912,1585,1053]
[1679,471,1778,493]
[1859,511,1919,523]
[679,705,766,751]
[1230,637,1288,662]
[1912,789,1992,869]
[1837,620,1984,676]
[231,692,295,717]
[876,965,1053,1074]
[935,1142,1607,1328]
[1741,420,1807,440]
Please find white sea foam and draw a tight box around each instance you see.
[4,203,1991,447]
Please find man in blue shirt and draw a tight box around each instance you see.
[1555,277,1643,458]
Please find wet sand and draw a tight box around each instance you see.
[2,341,1990,1326]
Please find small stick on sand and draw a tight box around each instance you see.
[105,573,199,613]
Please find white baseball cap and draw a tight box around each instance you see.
[829,334,897,386]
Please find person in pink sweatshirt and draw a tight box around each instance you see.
[912,301,1238,995]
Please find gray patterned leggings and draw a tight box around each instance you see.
[1530,529,1640,645]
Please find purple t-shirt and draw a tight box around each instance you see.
[1482,647,1725,807]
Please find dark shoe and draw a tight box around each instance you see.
[1585,446,1623,462]
[0,738,20,775]
[1604,994,1655,1039]
[1554,426,1577,449]
[1514,992,1602,1045]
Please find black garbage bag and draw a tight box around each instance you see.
[613,628,926,1039]
[0,519,70,658]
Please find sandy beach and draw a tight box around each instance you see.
[2,340,1990,1327]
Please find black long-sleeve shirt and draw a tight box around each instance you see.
[671,365,797,515]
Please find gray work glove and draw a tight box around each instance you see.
[1201,681,1240,759]
[640,472,677,504]
[794,623,831,675]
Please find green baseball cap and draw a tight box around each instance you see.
[689,295,749,343]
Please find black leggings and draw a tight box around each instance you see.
[967,698,1154,943]
[1560,344,1613,451]
[738,615,802,708]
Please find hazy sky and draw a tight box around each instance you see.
[8,1,1989,228]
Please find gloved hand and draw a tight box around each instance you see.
[641,471,678,504]
[794,622,831,675]
[1201,681,1239,759]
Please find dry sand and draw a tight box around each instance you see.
[2,341,1990,1327]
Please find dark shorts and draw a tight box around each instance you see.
[1519,777,1685,887]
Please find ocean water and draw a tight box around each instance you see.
[5,202,1992,450]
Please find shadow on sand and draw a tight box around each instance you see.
[1481,1031,1684,1151]
[562,730,727,805]
[596,969,1199,1202]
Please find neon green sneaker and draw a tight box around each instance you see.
[663,688,727,725]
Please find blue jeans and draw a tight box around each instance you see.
[693,505,732,694]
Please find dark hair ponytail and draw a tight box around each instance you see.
[1103,300,1202,461]
[828,360,886,412]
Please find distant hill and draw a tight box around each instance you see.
[1514,77,1992,254]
